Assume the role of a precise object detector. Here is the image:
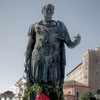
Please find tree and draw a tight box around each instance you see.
[79,91,96,100]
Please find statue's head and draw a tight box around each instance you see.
[42,4,55,20]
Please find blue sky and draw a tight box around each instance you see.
[0,0,100,93]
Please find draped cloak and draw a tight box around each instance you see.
[26,20,69,85]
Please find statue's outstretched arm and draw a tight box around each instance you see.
[65,34,81,48]
[60,22,81,48]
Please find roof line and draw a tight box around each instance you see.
[66,62,82,76]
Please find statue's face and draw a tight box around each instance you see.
[42,4,54,19]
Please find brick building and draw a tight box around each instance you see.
[63,80,89,100]
[67,47,100,95]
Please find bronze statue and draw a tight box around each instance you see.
[24,4,81,100]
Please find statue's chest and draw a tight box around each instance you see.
[44,26,59,33]
[35,24,58,34]
[35,25,60,43]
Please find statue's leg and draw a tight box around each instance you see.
[29,91,37,100]
[49,91,58,100]
[49,88,64,100]
[48,82,64,100]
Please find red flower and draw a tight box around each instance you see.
[35,92,50,100]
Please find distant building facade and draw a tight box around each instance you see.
[67,47,100,94]
[14,77,26,100]
[63,80,89,100]
[0,91,15,100]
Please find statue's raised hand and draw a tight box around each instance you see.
[74,34,81,45]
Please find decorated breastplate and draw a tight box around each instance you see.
[34,21,61,56]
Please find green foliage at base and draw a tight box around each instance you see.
[79,91,96,100]
[22,82,42,100]
[22,82,64,100]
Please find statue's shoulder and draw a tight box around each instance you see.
[56,21,66,31]
[28,22,40,32]
[56,21,68,36]
[57,21,65,27]
[28,21,44,36]
[28,23,38,36]
[29,22,39,29]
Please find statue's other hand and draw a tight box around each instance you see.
[24,61,30,73]
[24,61,27,71]
[74,34,81,45]
[24,61,27,67]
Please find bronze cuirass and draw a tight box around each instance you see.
[31,22,62,82]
